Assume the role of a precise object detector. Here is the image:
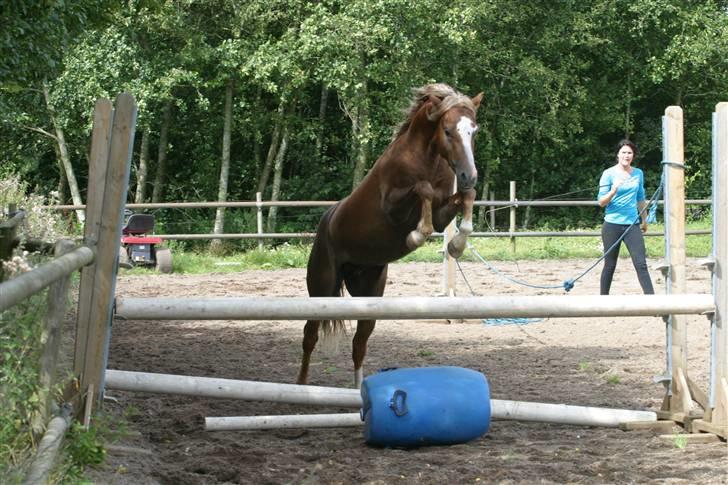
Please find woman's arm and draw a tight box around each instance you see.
[598,187,616,207]
[638,199,648,232]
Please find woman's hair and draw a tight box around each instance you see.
[616,139,638,157]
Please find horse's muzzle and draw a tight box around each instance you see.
[457,170,477,191]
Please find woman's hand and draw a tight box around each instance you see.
[640,220,648,233]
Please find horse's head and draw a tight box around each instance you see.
[428,91,484,191]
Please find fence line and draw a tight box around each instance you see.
[43,196,712,243]
[47,198,711,211]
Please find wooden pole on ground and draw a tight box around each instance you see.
[693,102,728,438]
[73,94,137,417]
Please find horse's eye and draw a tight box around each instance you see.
[444,129,451,137]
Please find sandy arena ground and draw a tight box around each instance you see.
[85,257,726,484]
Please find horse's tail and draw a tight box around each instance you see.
[308,204,347,338]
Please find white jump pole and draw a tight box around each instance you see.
[104,369,361,407]
[114,294,714,321]
[206,414,363,431]
[105,370,656,429]
[204,398,659,431]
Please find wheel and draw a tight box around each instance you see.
[119,246,133,269]
[155,247,173,274]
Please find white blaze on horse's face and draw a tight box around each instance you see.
[442,113,478,191]
[456,116,478,188]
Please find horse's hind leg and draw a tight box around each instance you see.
[297,222,341,385]
[343,263,388,388]
[297,320,320,385]
[448,188,476,258]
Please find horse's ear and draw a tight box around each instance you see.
[471,92,484,110]
[424,95,442,120]
[427,94,442,106]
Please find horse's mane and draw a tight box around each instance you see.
[395,83,475,138]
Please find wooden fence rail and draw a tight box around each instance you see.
[0,245,93,312]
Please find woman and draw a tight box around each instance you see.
[597,139,654,295]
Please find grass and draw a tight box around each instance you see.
[121,221,712,275]
[671,433,688,449]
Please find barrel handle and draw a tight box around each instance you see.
[389,389,409,416]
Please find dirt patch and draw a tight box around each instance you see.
[87,258,726,484]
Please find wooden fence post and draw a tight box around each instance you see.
[659,106,695,426]
[256,192,264,250]
[32,239,77,435]
[693,102,728,438]
[0,204,20,282]
[509,181,517,254]
[73,94,137,418]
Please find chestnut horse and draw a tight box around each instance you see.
[297,84,483,387]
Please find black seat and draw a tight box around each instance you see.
[122,214,155,235]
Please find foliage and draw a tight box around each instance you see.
[67,423,106,465]
[2,0,724,228]
[0,294,47,481]
[0,175,68,246]
[0,1,112,88]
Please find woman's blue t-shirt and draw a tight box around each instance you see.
[597,166,646,225]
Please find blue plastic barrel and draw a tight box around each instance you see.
[360,366,491,448]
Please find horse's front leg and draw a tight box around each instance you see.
[447,188,476,258]
[405,182,435,250]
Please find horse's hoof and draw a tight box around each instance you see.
[447,240,465,258]
[406,231,425,249]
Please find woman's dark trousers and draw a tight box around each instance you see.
[600,222,655,295]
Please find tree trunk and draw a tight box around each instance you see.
[350,81,370,190]
[212,80,234,251]
[257,100,286,195]
[43,83,85,224]
[134,129,150,204]
[53,142,67,204]
[266,127,289,234]
[523,169,536,229]
[253,87,263,179]
[152,101,172,203]
[624,71,632,139]
[316,83,329,159]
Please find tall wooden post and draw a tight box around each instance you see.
[693,102,728,438]
[73,94,137,418]
[660,106,694,424]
